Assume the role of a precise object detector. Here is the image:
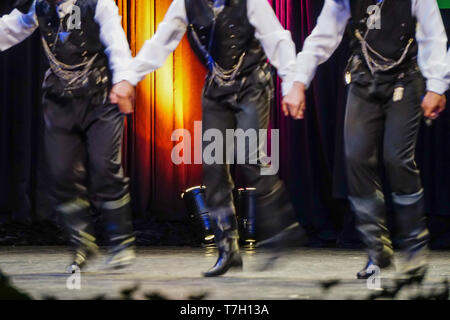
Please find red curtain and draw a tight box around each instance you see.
[118,0,328,221]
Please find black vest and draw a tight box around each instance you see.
[36,0,111,97]
[185,0,267,76]
[348,0,418,67]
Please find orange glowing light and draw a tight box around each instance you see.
[115,0,206,215]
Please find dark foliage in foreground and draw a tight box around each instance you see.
[0,269,32,300]
[0,267,448,300]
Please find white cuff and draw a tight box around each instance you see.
[281,81,293,97]
[426,78,449,95]
[294,73,311,89]
[113,71,139,87]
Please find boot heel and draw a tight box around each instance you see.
[231,255,243,270]
[232,264,243,271]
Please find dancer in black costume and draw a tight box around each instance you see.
[283,0,448,279]
[125,0,307,277]
[0,0,138,271]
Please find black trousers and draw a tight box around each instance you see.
[202,64,299,240]
[345,67,429,264]
[42,87,130,217]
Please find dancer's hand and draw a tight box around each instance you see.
[422,91,446,120]
[110,80,136,114]
[282,82,306,120]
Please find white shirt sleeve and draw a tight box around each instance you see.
[129,0,188,85]
[446,49,450,89]
[0,2,38,52]
[95,0,134,85]
[294,0,351,88]
[247,0,297,96]
[413,0,449,95]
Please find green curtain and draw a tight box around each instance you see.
[438,0,450,9]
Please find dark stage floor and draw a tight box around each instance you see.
[1,247,449,300]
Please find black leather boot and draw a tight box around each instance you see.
[59,199,99,273]
[257,222,307,249]
[203,209,243,277]
[393,191,429,282]
[256,223,307,271]
[102,201,136,269]
[254,182,307,270]
[67,230,99,273]
[356,256,392,279]
[350,191,394,279]
[203,235,243,277]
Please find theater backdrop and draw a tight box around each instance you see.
[0,0,449,247]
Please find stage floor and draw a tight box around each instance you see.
[1,246,449,300]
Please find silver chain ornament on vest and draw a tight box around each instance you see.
[356,0,415,74]
[349,0,415,103]
[41,12,104,98]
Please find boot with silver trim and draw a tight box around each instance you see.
[101,197,136,270]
